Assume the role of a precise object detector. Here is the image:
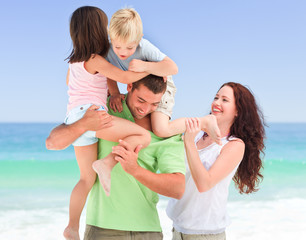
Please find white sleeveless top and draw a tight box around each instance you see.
[166,131,239,234]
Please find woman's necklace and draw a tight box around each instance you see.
[197,132,213,149]
[202,132,209,140]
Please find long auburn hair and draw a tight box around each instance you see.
[67,6,110,63]
[220,82,266,194]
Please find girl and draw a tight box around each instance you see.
[63,6,151,240]
[167,82,265,240]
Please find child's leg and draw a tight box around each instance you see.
[199,115,221,145]
[151,111,187,138]
[64,143,98,240]
[151,111,221,144]
[151,76,180,138]
[92,116,151,195]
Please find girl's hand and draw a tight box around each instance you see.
[112,140,143,176]
[184,118,201,143]
[128,59,147,72]
[109,94,125,112]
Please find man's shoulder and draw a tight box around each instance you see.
[107,96,134,121]
[149,133,184,149]
[144,133,185,174]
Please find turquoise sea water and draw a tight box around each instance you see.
[0,123,306,239]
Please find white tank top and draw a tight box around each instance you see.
[166,131,239,234]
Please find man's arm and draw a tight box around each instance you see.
[46,105,113,150]
[112,140,185,199]
[133,168,185,199]
[46,122,85,150]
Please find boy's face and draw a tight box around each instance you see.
[111,39,138,60]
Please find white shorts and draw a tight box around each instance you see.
[64,104,106,146]
[155,75,176,118]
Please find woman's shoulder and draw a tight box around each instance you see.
[228,136,243,143]
[224,137,245,151]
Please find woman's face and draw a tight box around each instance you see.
[211,85,237,125]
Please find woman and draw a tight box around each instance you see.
[167,82,265,240]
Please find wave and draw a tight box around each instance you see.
[1,197,305,240]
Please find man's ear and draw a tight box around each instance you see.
[127,83,133,92]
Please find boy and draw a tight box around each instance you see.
[107,8,221,142]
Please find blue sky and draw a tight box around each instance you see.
[1,0,305,123]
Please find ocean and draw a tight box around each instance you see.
[0,123,306,240]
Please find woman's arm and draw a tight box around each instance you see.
[184,118,245,192]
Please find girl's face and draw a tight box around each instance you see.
[211,85,237,126]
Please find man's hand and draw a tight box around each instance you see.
[128,59,148,72]
[109,94,125,112]
[45,105,113,150]
[112,139,143,176]
[82,105,113,132]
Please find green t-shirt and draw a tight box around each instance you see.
[86,97,186,232]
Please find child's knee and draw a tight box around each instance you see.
[142,130,151,147]
[79,175,96,188]
[152,125,168,138]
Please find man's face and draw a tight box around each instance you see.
[126,84,164,120]
[111,39,138,60]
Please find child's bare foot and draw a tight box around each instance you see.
[200,115,222,145]
[92,158,113,196]
[63,226,80,240]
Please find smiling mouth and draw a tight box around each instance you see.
[212,108,222,113]
[137,108,145,115]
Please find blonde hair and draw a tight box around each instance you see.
[109,8,143,44]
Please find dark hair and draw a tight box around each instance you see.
[67,6,110,63]
[131,75,167,94]
[219,82,266,194]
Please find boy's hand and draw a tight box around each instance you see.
[128,59,148,72]
[109,94,125,112]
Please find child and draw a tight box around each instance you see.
[62,6,151,240]
[107,8,221,142]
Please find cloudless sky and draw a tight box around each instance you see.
[1,0,305,123]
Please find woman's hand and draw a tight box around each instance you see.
[184,117,201,143]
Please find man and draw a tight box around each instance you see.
[46,75,185,240]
